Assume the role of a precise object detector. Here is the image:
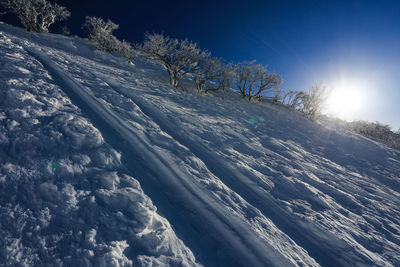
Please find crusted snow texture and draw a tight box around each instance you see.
[1,22,400,267]
[0,27,199,267]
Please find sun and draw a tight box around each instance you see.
[324,79,366,120]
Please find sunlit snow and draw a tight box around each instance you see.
[1,22,400,266]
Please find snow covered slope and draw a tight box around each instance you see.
[1,23,400,266]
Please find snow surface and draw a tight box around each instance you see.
[1,22,400,266]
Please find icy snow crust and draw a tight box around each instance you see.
[1,23,400,266]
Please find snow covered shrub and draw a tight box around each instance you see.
[136,33,209,88]
[281,90,299,106]
[118,40,134,64]
[83,16,134,63]
[290,91,308,112]
[349,121,400,148]
[291,84,329,116]
[235,61,282,101]
[83,16,120,52]
[1,0,70,32]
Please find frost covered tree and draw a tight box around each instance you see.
[1,0,70,32]
[193,57,223,92]
[290,91,308,111]
[236,61,259,99]
[119,40,134,64]
[302,84,329,116]
[281,90,299,106]
[137,33,209,88]
[83,16,119,52]
[204,63,238,94]
[271,88,283,103]
[290,84,329,116]
[235,61,281,100]
[250,72,281,101]
[192,58,240,95]
[83,16,133,63]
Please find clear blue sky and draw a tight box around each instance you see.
[2,0,399,129]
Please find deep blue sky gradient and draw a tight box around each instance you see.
[1,0,399,129]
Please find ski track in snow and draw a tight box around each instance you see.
[1,23,400,266]
[0,27,199,267]
[23,37,303,267]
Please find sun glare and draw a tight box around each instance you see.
[325,78,366,120]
